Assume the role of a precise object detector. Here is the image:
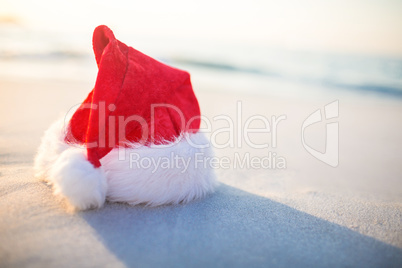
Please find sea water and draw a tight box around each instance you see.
[1,23,402,100]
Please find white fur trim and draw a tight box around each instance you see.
[34,119,69,179]
[34,119,107,210]
[49,148,107,210]
[34,119,217,210]
[102,133,218,206]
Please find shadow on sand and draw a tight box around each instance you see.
[81,184,402,268]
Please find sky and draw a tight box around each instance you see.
[1,0,402,57]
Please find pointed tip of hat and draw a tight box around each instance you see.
[93,25,114,37]
[92,25,117,66]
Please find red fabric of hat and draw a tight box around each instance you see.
[34,25,216,211]
[66,25,201,167]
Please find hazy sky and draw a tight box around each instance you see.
[2,0,402,56]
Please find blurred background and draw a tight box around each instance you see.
[1,2,402,263]
[1,0,402,100]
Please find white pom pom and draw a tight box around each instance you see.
[48,147,107,211]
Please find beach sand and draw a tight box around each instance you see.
[0,77,401,267]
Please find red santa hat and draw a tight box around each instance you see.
[34,25,217,210]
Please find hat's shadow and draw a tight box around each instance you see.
[81,184,401,267]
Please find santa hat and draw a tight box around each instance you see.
[34,25,217,210]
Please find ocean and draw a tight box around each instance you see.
[1,23,402,100]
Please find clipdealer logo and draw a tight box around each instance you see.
[64,100,339,171]
[301,100,339,167]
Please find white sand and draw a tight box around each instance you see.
[0,78,401,267]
